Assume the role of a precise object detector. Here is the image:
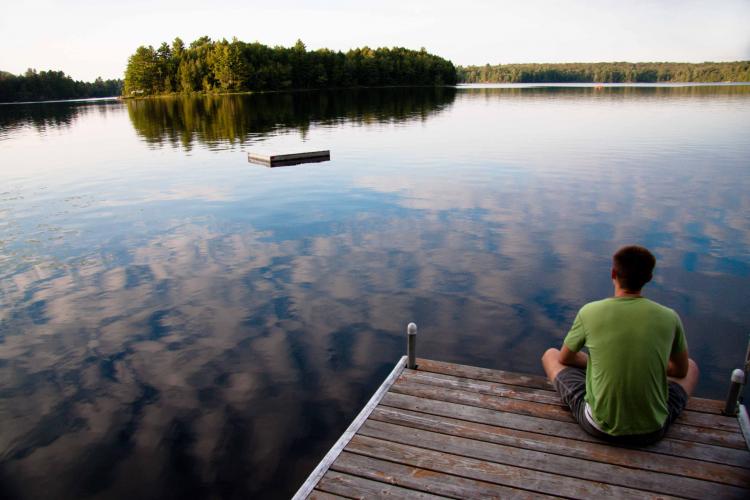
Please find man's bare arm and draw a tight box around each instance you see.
[668,349,689,378]
[559,344,588,369]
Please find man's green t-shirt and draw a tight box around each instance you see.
[563,297,687,436]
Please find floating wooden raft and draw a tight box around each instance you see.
[247,150,330,167]
[294,354,750,499]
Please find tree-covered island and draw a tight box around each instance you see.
[124,37,458,96]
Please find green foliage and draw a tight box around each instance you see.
[123,46,157,94]
[123,37,457,96]
[0,69,122,103]
[457,62,750,83]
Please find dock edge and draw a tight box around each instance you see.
[739,404,750,451]
[292,355,407,500]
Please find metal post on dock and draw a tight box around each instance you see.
[407,322,418,369]
[724,370,745,416]
[723,335,750,416]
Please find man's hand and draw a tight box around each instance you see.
[668,349,689,378]
[559,345,588,369]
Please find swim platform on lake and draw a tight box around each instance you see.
[247,150,330,167]
[293,326,750,499]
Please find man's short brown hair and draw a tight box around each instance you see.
[613,245,656,292]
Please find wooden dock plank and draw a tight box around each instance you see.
[269,150,330,162]
[416,358,555,390]
[308,489,349,500]
[331,451,554,499]
[369,406,750,487]
[402,369,741,433]
[295,358,749,498]
[390,377,747,449]
[402,369,565,405]
[358,419,749,499]
[345,434,680,500]
[316,471,448,499]
[415,358,726,414]
[380,392,750,468]
[393,375,573,419]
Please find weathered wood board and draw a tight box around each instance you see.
[294,357,750,499]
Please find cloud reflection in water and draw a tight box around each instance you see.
[0,85,749,499]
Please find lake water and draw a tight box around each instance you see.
[1,85,749,498]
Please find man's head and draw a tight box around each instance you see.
[612,245,656,292]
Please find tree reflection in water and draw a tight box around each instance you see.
[126,87,457,150]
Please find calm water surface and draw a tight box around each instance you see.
[1,86,749,498]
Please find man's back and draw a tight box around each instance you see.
[564,297,687,435]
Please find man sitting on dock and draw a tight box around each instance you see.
[541,245,699,445]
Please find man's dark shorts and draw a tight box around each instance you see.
[553,367,688,446]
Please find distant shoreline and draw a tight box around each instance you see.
[1,81,749,105]
[457,82,750,88]
[118,84,456,101]
[0,96,120,106]
[458,61,750,85]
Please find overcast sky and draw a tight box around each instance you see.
[1,0,749,81]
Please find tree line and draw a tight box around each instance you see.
[457,62,750,83]
[0,69,123,103]
[124,37,457,96]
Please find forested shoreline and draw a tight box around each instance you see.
[3,53,749,103]
[457,62,750,83]
[124,37,457,96]
[0,70,122,103]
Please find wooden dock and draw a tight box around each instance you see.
[294,356,750,499]
[247,150,330,167]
